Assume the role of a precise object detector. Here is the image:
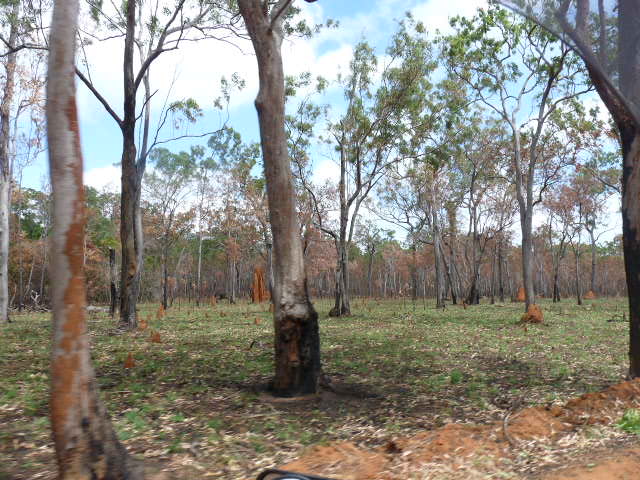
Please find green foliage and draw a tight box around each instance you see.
[617,409,640,435]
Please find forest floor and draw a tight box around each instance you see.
[1,297,639,479]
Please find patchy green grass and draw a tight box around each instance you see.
[0,297,632,478]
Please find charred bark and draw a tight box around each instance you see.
[238,0,321,396]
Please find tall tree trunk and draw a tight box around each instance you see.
[433,226,445,308]
[620,129,640,377]
[109,248,117,317]
[39,234,47,305]
[497,241,505,303]
[162,250,168,310]
[238,0,320,396]
[119,0,140,330]
[0,179,9,322]
[196,233,203,307]
[367,249,374,298]
[47,0,141,475]
[0,1,17,324]
[520,208,535,310]
[490,245,497,305]
[574,248,582,306]
[330,240,350,316]
[588,226,597,293]
[553,262,561,303]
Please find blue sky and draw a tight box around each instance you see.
[18,0,622,242]
[22,0,489,190]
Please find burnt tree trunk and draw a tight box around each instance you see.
[47,0,142,475]
[238,0,321,396]
[330,239,351,316]
[109,248,117,317]
[620,128,640,377]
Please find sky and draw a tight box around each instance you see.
[19,0,623,244]
[24,0,489,192]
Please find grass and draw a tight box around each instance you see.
[0,297,632,479]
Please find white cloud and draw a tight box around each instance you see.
[411,0,488,36]
[84,165,121,192]
[312,158,341,184]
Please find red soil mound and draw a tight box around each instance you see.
[516,287,526,302]
[520,303,544,324]
[278,379,640,479]
[584,290,597,299]
[542,447,640,480]
[283,442,386,480]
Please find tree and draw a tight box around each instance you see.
[0,0,45,323]
[77,0,230,329]
[446,6,590,310]
[542,190,571,302]
[47,0,141,475]
[238,0,321,396]
[354,221,386,298]
[497,0,640,378]
[143,148,196,310]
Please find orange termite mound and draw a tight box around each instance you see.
[520,303,544,324]
[124,352,136,369]
[584,290,597,300]
[149,331,162,343]
[515,287,526,302]
[139,316,148,331]
[251,266,270,303]
[254,317,262,325]
[156,304,165,320]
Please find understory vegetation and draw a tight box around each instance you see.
[0,298,632,479]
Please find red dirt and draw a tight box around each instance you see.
[283,442,387,480]
[520,304,544,324]
[540,446,640,480]
[278,379,640,479]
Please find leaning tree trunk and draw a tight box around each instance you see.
[238,0,320,396]
[47,0,142,476]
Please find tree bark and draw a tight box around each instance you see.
[47,0,142,475]
[433,223,445,308]
[330,239,350,316]
[497,240,505,302]
[574,247,582,306]
[587,225,597,293]
[118,0,142,330]
[0,1,18,324]
[620,129,640,377]
[238,0,321,396]
[109,248,117,317]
